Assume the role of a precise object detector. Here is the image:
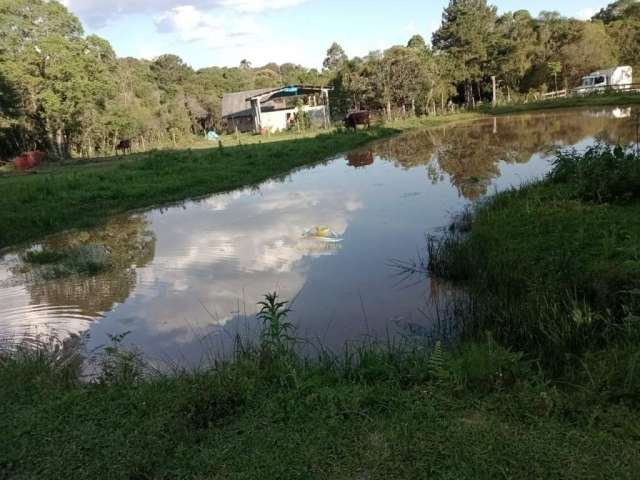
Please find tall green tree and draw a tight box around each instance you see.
[0,0,116,157]
[559,21,618,86]
[253,69,281,88]
[595,1,640,72]
[432,0,499,106]
[0,71,22,156]
[383,46,434,115]
[323,42,348,71]
[493,10,537,96]
[407,34,428,50]
[594,0,640,23]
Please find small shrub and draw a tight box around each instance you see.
[257,292,294,355]
[448,335,525,391]
[96,332,145,384]
[0,337,82,387]
[549,145,640,202]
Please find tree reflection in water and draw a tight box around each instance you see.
[19,216,156,321]
[374,109,639,199]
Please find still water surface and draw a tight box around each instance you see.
[1,107,637,364]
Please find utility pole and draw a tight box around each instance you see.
[636,112,640,155]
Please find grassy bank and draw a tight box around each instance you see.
[0,114,480,250]
[428,144,640,378]
[484,91,640,115]
[2,331,640,479]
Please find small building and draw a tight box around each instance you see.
[222,85,332,134]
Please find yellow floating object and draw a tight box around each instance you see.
[302,226,343,243]
[313,226,331,237]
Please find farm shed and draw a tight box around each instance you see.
[222,85,332,134]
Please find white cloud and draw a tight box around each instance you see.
[62,0,317,68]
[64,0,306,27]
[155,5,259,48]
[220,0,306,13]
[150,4,317,67]
[146,3,316,66]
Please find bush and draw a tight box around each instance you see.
[425,145,640,369]
[549,145,640,202]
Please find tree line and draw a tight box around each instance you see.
[0,0,638,159]
[329,0,640,117]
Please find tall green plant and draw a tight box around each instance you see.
[97,332,145,384]
[257,292,294,355]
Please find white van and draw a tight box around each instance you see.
[575,66,633,94]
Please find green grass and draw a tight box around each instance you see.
[484,91,640,115]
[2,334,640,480]
[427,145,640,371]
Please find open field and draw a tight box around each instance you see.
[4,1,640,477]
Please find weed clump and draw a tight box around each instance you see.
[550,144,640,202]
[20,244,112,279]
[22,249,68,265]
[95,332,145,385]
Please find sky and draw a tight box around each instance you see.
[60,0,607,70]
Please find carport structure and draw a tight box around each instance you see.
[246,85,332,133]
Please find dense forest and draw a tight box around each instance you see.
[0,0,639,159]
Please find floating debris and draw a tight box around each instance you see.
[302,226,343,243]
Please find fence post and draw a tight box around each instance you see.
[491,76,497,108]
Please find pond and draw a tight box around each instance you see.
[1,107,638,366]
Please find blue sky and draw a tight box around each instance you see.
[61,0,607,70]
